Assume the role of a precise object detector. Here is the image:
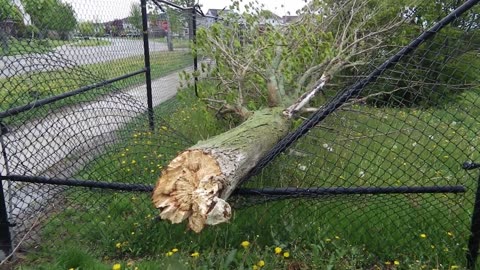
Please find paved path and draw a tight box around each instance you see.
[0,38,168,78]
[0,65,195,240]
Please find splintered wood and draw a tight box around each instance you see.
[152,150,231,233]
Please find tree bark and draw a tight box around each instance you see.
[152,108,290,232]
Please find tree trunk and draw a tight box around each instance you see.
[152,108,290,232]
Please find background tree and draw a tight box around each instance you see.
[21,0,77,39]
[78,21,94,37]
[128,3,142,32]
[362,0,480,106]
[110,19,124,37]
[0,0,23,22]
[175,0,195,39]
[93,19,105,37]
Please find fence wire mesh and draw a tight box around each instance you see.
[0,0,479,269]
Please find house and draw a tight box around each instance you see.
[199,9,232,28]
[282,16,299,24]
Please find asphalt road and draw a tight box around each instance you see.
[0,38,168,78]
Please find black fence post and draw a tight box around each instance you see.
[192,6,198,97]
[0,182,12,261]
[465,162,480,269]
[0,122,12,261]
[141,0,155,131]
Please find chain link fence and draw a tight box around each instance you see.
[1,0,480,269]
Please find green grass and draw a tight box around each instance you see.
[156,38,192,49]
[1,38,70,56]
[0,50,192,125]
[14,82,480,269]
[71,39,111,47]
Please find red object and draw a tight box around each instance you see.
[161,21,169,31]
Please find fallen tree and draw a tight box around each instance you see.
[152,108,289,232]
[152,0,421,232]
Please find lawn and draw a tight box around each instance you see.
[1,38,70,56]
[0,50,193,125]
[156,37,192,49]
[13,81,480,269]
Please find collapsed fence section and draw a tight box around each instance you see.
[0,0,480,269]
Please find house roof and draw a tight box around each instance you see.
[206,9,230,18]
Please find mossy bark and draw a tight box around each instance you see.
[152,107,290,232]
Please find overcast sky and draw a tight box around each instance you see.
[62,0,307,22]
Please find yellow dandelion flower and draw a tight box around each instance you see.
[161,126,168,131]
[444,247,449,252]
[283,252,290,258]
[450,266,460,269]
[134,267,139,270]
[447,231,454,237]
[394,260,400,265]
[256,260,265,267]
[69,268,75,270]
[334,236,340,240]
[172,248,178,253]
[241,241,250,249]
[166,251,173,256]
[419,233,427,238]
[253,266,259,270]
[131,232,135,235]
[131,160,136,165]
[325,238,331,242]
[115,242,121,249]
[274,247,282,254]
[191,252,200,258]
[112,264,121,270]
[384,261,391,265]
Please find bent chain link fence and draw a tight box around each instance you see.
[0,0,480,269]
